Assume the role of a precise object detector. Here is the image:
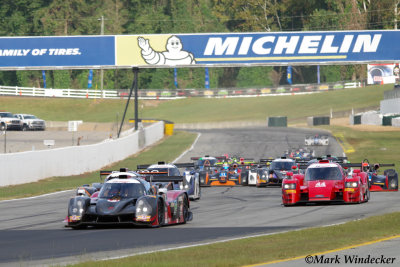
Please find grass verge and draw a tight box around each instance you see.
[326,125,400,173]
[70,212,400,267]
[0,131,197,200]
[0,84,391,123]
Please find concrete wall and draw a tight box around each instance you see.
[0,121,164,187]
[361,111,382,125]
[380,98,400,114]
[392,117,400,127]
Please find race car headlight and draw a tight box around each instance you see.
[136,199,143,213]
[136,199,152,215]
[184,184,189,189]
[345,182,358,188]
[283,183,296,189]
[179,184,183,190]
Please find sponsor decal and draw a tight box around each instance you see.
[69,215,81,221]
[136,215,151,221]
[344,188,355,192]
[0,30,397,69]
[315,182,326,187]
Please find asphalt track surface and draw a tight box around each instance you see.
[0,127,399,266]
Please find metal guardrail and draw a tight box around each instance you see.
[0,81,362,100]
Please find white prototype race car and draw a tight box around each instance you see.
[305,135,329,146]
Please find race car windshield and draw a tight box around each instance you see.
[270,161,295,170]
[305,167,342,181]
[99,183,145,199]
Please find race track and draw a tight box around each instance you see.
[0,127,399,266]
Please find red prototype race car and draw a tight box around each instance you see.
[282,160,370,206]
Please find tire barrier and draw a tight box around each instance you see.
[267,116,287,127]
[307,116,330,126]
[349,114,362,125]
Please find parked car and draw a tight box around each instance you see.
[0,112,22,130]
[14,114,46,131]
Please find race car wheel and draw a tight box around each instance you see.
[365,188,370,202]
[157,200,164,227]
[182,196,189,224]
[196,178,201,200]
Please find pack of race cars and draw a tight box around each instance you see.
[65,153,398,229]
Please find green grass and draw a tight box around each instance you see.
[326,126,400,173]
[0,131,197,200]
[70,212,400,267]
[0,84,390,123]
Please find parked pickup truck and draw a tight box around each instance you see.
[14,114,46,131]
[0,112,23,130]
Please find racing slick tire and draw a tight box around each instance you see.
[191,178,201,201]
[365,188,370,202]
[196,179,201,200]
[181,195,190,224]
[384,169,398,190]
[157,200,164,227]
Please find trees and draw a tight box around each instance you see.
[0,0,396,88]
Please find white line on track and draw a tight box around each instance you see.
[172,132,201,163]
[0,189,73,203]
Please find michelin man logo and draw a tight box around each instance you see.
[138,35,196,65]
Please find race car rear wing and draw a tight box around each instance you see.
[174,163,195,168]
[142,175,184,183]
[259,159,274,164]
[342,163,395,168]
[100,168,134,177]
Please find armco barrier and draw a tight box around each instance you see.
[380,98,400,114]
[0,121,164,187]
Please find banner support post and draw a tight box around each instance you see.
[118,67,139,138]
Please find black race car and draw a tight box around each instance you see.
[66,173,192,229]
